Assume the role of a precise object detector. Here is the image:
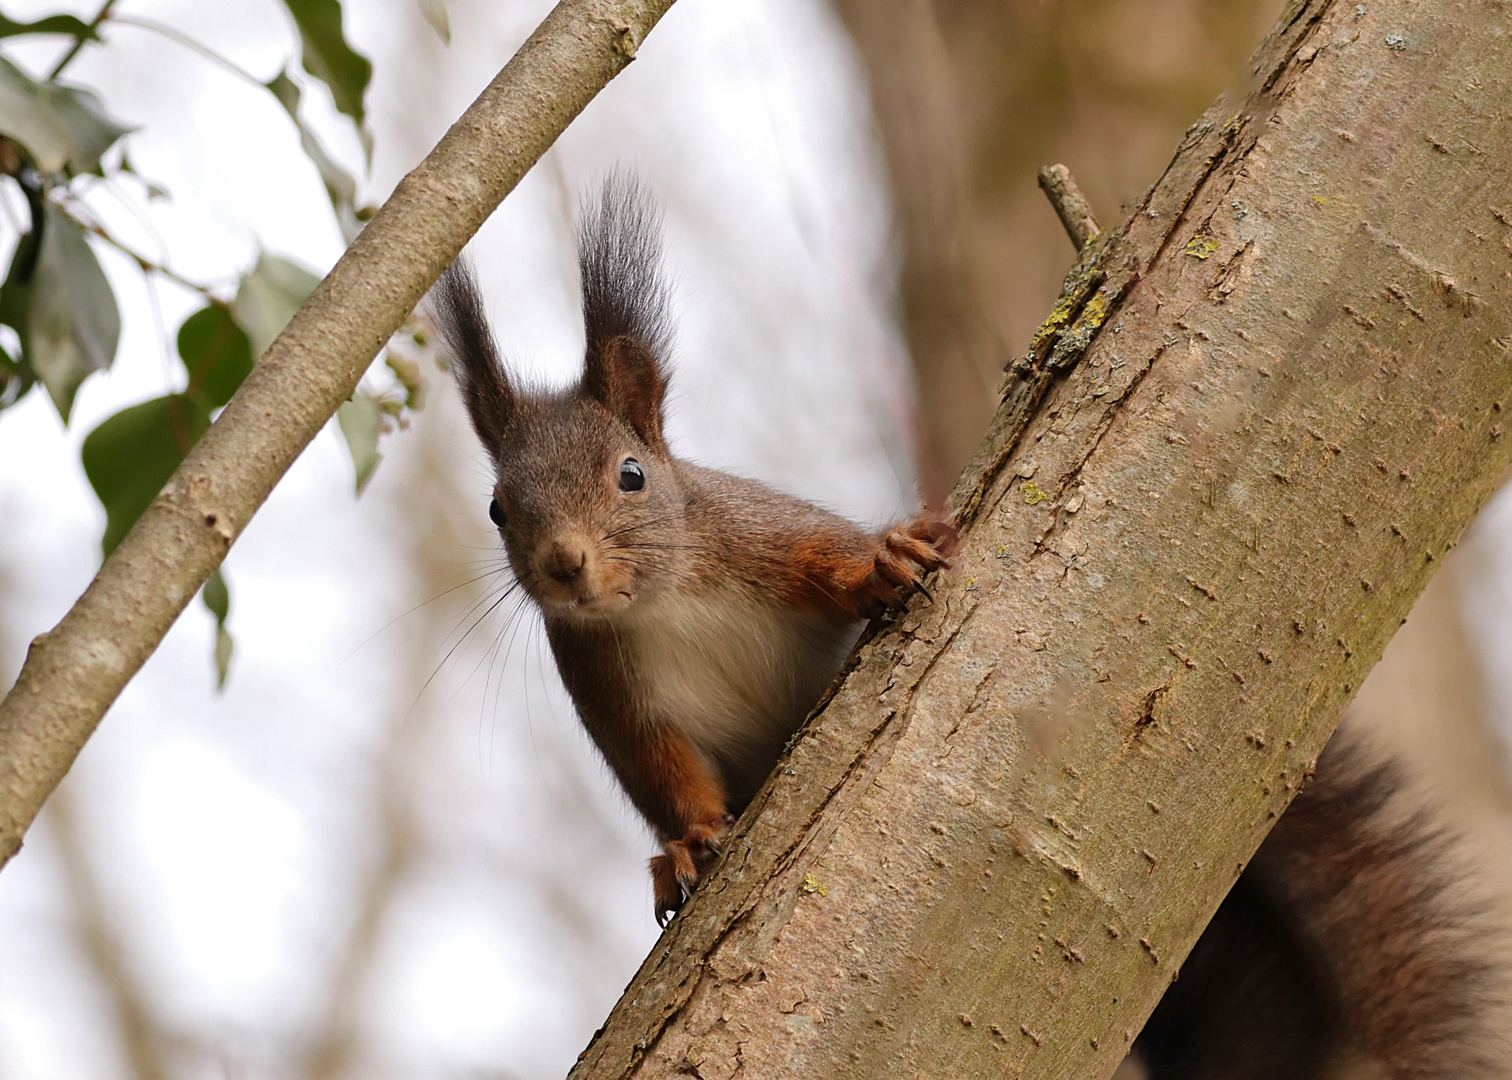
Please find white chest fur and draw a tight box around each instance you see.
[616,589,859,778]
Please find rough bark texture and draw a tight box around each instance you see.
[0,0,678,869]
[568,2,1512,1077]
[834,0,1288,500]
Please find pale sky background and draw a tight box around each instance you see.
[0,1,1510,1079]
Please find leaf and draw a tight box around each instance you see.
[231,252,320,358]
[0,12,95,39]
[177,304,253,409]
[201,566,234,688]
[336,390,382,492]
[277,0,371,155]
[0,174,42,411]
[119,153,170,201]
[0,338,32,408]
[27,202,121,421]
[417,0,450,44]
[0,54,132,176]
[81,393,210,554]
[264,70,362,243]
[213,623,234,687]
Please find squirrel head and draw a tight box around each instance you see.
[432,175,689,618]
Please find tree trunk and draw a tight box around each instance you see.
[567,2,1512,1077]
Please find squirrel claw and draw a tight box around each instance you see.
[655,898,679,928]
[650,815,734,926]
[853,513,955,616]
[651,853,684,927]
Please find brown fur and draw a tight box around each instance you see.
[436,178,1503,1068]
[1135,733,1507,1079]
[429,179,951,925]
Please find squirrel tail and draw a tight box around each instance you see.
[1134,731,1509,1080]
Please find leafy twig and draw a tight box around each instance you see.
[102,14,266,89]
[47,0,118,80]
[53,194,222,300]
[0,0,680,879]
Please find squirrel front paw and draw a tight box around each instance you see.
[650,815,734,927]
[851,513,957,619]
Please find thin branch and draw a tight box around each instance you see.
[102,14,267,89]
[47,0,117,80]
[1037,163,1101,252]
[52,193,223,300]
[0,0,679,877]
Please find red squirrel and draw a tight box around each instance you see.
[430,176,953,925]
[433,178,1506,1075]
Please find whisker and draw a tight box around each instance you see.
[600,513,680,542]
[343,566,512,664]
[419,585,523,702]
[432,579,523,662]
[605,543,705,554]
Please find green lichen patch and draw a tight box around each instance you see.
[1023,482,1048,506]
[1185,234,1221,259]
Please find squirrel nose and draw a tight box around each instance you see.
[543,540,588,584]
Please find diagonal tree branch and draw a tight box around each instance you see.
[0,0,679,871]
[566,1,1512,1076]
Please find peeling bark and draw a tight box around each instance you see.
[568,2,1512,1076]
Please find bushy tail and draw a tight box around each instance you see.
[1135,734,1508,1080]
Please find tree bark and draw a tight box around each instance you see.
[833,0,1289,501]
[0,0,678,870]
[568,2,1512,1077]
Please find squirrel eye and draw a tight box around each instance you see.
[488,498,506,528]
[618,458,646,493]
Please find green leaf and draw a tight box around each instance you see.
[417,0,449,44]
[336,390,382,493]
[0,54,132,176]
[213,624,233,687]
[27,202,121,421]
[0,338,32,408]
[202,564,229,622]
[81,393,210,554]
[277,0,371,155]
[201,566,234,689]
[177,304,253,409]
[264,70,361,243]
[0,12,95,39]
[231,252,319,358]
[0,173,43,411]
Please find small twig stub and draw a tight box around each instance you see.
[1038,164,1102,251]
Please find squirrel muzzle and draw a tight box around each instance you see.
[530,531,635,615]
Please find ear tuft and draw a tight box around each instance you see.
[429,257,514,453]
[578,172,673,454]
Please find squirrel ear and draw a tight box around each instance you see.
[430,258,515,451]
[584,335,667,454]
[578,173,672,455]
